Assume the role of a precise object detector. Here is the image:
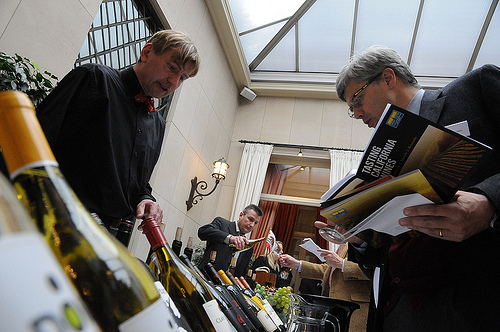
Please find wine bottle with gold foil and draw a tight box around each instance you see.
[140,216,234,332]
[0,171,100,332]
[0,91,179,331]
[229,237,267,254]
[218,270,279,332]
[179,254,256,332]
[237,277,286,332]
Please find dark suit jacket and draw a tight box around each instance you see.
[198,217,253,277]
[353,64,500,331]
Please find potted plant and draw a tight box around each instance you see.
[0,51,58,107]
[0,51,58,176]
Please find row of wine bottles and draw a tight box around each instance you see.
[0,91,188,331]
[142,216,287,332]
[0,90,287,331]
[171,226,194,260]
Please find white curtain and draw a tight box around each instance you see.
[329,149,363,186]
[230,143,274,221]
[328,149,363,251]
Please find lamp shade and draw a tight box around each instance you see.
[212,157,229,180]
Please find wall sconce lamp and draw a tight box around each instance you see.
[186,157,230,211]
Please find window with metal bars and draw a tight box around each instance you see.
[74,0,172,118]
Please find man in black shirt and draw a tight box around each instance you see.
[36,30,200,238]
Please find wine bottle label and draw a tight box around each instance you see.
[262,299,283,328]
[257,309,277,332]
[119,297,179,331]
[202,299,234,332]
[0,233,99,331]
[153,281,182,318]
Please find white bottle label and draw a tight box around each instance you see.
[257,309,277,332]
[262,299,284,327]
[202,299,234,332]
[154,282,183,318]
[119,297,179,331]
[0,233,100,331]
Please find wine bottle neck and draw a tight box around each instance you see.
[140,217,168,251]
[0,91,57,178]
[217,270,233,285]
[204,263,223,285]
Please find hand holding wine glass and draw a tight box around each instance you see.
[315,221,364,245]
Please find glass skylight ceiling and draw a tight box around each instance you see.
[227,0,500,87]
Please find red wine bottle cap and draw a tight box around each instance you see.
[140,217,167,250]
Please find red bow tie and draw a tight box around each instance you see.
[134,92,156,112]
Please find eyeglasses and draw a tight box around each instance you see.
[347,73,383,118]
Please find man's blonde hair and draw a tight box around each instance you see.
[146,30,200,77]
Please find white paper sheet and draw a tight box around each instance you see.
[345,193,434,241]
[299,238,326,262]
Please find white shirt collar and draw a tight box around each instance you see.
[406,89,425,115]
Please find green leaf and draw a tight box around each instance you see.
[0,51,58,106]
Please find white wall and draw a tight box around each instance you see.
[0,0,102,80]
[0,0,373,262]
[225,97,374,203]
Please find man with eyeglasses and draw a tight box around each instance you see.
[323,45,500,331]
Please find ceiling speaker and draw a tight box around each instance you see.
[240,87,257,101]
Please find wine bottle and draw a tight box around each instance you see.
[229,256,237,276]
[0,172,100,332]
[209,250,217,265]
[183,236,194,260]
[0,90,179,331]
[229,272,285,332]
[140,216,234,332]
[244,253,257,286]
[218,270,279,332]
[171,226,183,256]
[136,258,193,331]
[204,262,266,332]
[238,277,286,332]
[229,237,267,254]
[179,254,256,332]
[115,219,134,247]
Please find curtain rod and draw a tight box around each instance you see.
[238,140,364,153]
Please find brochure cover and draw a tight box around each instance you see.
[322,104,492,205]
[320,170,442,247]
[320,104,492,247]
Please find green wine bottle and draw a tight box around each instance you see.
[0,90,179,331]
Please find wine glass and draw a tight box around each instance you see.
[318,224,351,244]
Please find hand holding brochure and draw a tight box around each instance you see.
[320,104,492,247]
[344,193,433,241]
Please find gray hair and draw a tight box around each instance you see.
[336,46,419,101]
[242,204,263,217]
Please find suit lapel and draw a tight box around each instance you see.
[420,89,445,123]
[229,221,237,236]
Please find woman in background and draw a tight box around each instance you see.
[253,241,292,288]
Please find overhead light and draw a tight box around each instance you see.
[299,166,305,171]
[297,149,303,157]
[186,157,229,211]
